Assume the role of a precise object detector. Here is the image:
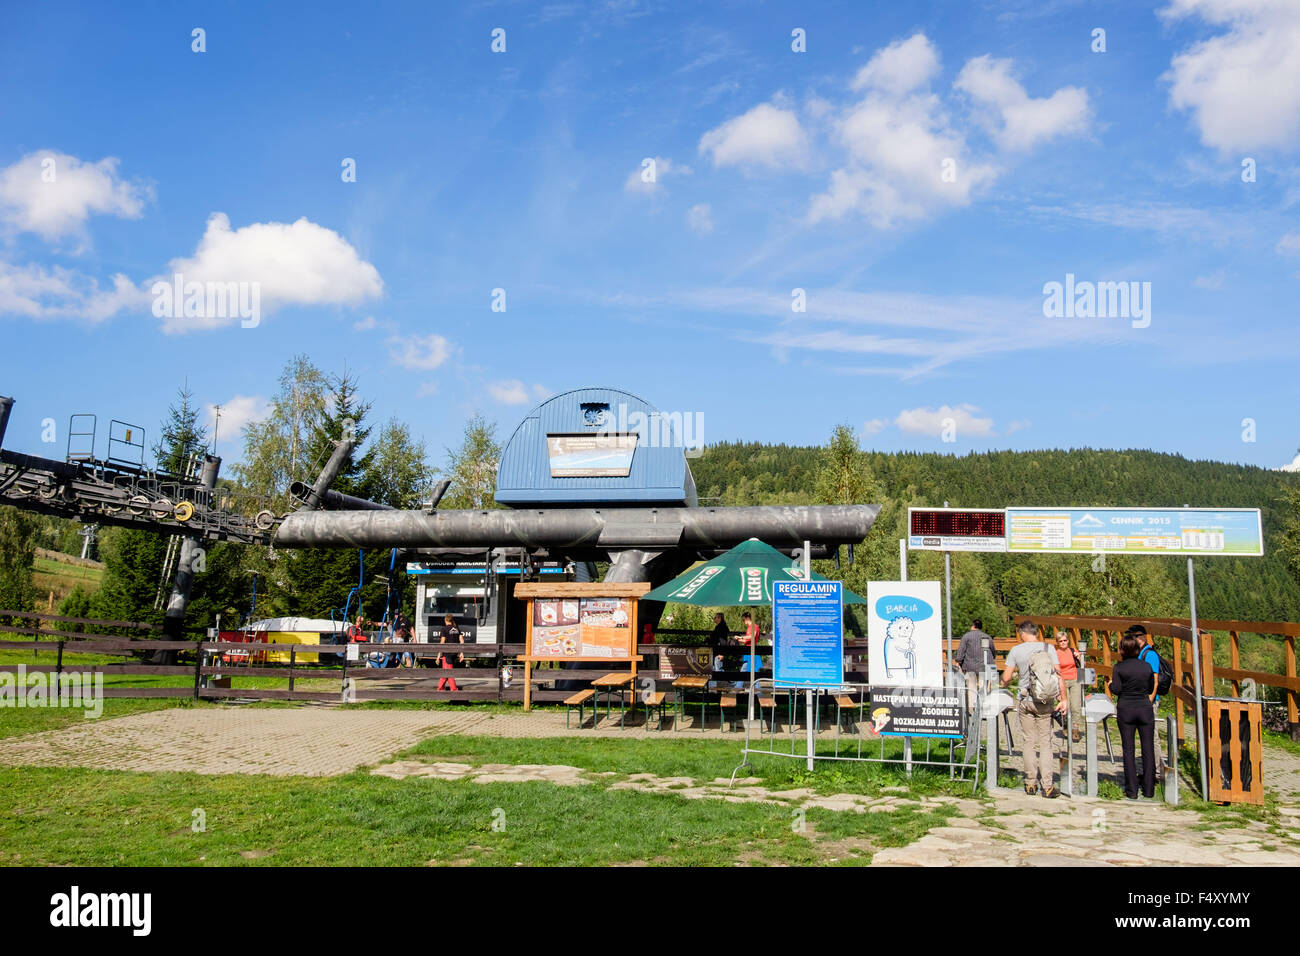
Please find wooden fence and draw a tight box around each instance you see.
[5,610,1295,743]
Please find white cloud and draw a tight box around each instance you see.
[686,203,714,233]
[206,395,270,440]
[810,92,998,227]
[623,156,691,195]
[388,333,452,370]
[1162,0,1300,151]
[1277,231,1300,255]
[487,379,532,404]
[808,34,1050,227]
[531,384,551,400]
[1280,451,1300,472]
[955,55,1090,151]
[698,102,809,170]
[0,260,146,321]
[155,212,383,331]
[1004,419,1031,436]
[0,151,150,244]
[851,33,940,95]
[860,418,887,437]
[702,34,1090,230]
[895,404,995,438]
[416,381,439,398]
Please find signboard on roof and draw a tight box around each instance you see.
[546,434,638,477]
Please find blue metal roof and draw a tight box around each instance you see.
[495,387,698,506]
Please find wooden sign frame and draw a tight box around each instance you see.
[514,581,650,710]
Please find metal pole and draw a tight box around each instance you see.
[1188,555,1209,800]
[943,502,953,690]
[806,689,815,771]
[899,538,907,581]
[803,540,814,770]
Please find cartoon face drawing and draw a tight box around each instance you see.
[870,707,891,734]
[883,615,917,679]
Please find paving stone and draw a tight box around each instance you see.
[1024,853,1113,867]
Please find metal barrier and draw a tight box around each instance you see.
[729,678,983,793]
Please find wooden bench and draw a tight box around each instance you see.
[564,688,596,729]
[719,693,739,732]
[643,690,669,731]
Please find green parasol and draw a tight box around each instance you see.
[642,538,865,605]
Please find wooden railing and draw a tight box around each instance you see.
[6,611,1294,745]
[1019,614,1299,743]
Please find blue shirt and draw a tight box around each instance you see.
[1138,645,1161,704]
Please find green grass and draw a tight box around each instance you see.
[31,555,103,605]
[0,759,958,867]
[1264,728,1300,758]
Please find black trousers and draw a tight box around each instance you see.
[1116,698,1155,798]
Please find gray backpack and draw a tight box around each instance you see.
[1026,645,1060,705]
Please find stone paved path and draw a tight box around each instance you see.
[0,706,777,775]
[0,708,485,776]
[871,791,1300,866]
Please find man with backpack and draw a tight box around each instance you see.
[1001,619,1068,797]
[1131,625,1171,782]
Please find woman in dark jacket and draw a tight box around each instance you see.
[1108,633,1158,799]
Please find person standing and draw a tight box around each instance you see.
[1132,625,1165,781]
[739,610,762,673]
[1001,620,1068,797]
[1108,632,1158,799]
[437,613,464,692]
[954,619,995,715]
[1054,630,1084,742]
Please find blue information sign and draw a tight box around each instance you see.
[773,581,843,687]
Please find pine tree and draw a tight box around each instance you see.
[154,383,207,476]
[90,383,211,628]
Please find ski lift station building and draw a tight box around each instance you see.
[407,387,698,643]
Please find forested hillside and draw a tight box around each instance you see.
[690,441,1300,629]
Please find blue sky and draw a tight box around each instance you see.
[2,0,1299,477]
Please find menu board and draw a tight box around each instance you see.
[530,596,635,659]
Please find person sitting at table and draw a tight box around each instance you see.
[710,612,731,645]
